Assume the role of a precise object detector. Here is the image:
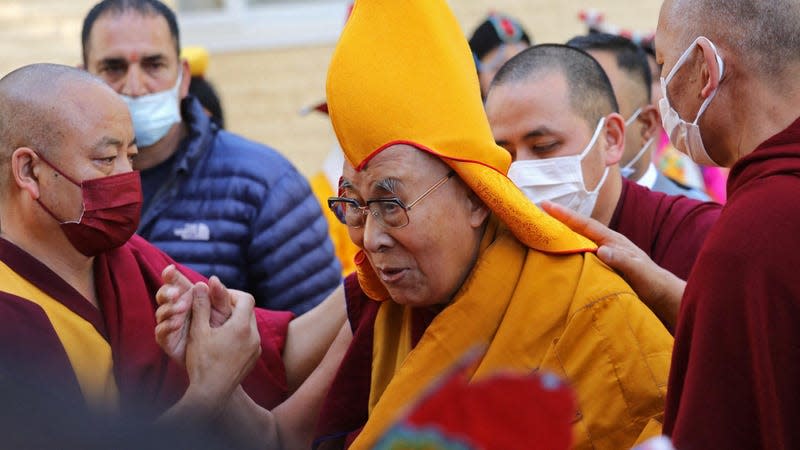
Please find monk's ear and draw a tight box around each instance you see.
[638,104,662,142]
[697,38,722,99]
[11,148,41,199]
[466,190,490,228]
[602,113,625,166]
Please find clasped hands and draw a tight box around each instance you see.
[155,265,261,418]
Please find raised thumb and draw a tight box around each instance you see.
[190,282,211,335]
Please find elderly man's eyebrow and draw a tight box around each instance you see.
[375,177,401,195]
[92,136,124,151]
[339,179,354,191]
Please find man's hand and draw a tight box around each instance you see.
[159,283,262,425]
[155,265,194,365]
[182,282,262,419]
[542,201,685,329]
[155,265,240,366]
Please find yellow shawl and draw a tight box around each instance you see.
[352,218,672,450]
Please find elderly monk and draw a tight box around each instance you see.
[545,0,800,447]
[0,63,345,441]
[310,1,673,449]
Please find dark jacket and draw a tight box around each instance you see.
[137,96,341,314]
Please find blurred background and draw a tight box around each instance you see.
[0,0,661,176]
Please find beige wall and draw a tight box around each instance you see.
[0,0,661,176]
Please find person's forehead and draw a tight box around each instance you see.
[62,83,133,144]
[87,11,177,61]
[487,72,581,132]
[342,145,443,191]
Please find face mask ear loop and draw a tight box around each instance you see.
[578,117,607,159]
[663,36,702,87]
[33,152,86,224]
[692,38,725,124]
[622,137,655,173]
[577,117,608,192]
[625,107,643,127]
[34,152,81,187]
[587,165,610,195]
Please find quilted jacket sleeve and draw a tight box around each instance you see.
[247,160,342,314]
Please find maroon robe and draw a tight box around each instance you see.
[313,274,437,450]
[665,116,800,449]
[609,178,721,281]
[0,234,292,416]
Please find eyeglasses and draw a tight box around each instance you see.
[328,171,455,229]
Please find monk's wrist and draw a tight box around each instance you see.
[179,384,229,422]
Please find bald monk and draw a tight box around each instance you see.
[0,63,345,440]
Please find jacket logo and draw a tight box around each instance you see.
[174,222,211,241]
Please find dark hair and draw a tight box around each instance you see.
[566,32,651,102]
[491,44,619,128]
[82,0,180,66]
[189,77,225,129]
[468,12,531,62]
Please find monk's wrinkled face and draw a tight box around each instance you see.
[341,145,487,307]
[34,83,137,222]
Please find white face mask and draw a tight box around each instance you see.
[121,72,183,147]
[508,117,609,217]
[620,108,652,178]
[659,36,724,166]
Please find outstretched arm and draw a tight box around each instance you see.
[542,201,685,329]
[156,265,347,390]
[283,283,346,392]
[215,322,353,449]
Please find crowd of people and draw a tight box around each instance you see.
[1,0,798,449]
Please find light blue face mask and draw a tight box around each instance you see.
[121,72,183,147]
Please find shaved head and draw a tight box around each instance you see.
[0,64,116,191]
[662,0,800,78]
[567,33,651,104]
[491,44,618,129]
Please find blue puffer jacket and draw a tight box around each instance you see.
[137,97,341,314]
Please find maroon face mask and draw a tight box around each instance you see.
[35,153,142,257]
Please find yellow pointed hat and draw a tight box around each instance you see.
[326,0,595,254]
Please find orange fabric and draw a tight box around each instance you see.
[352,218,672,450]
[0,261,119,412]
[325,0,596,256]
